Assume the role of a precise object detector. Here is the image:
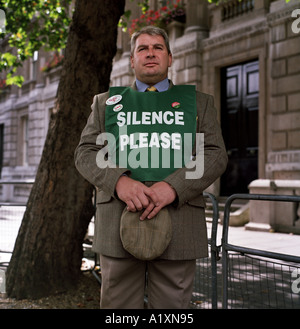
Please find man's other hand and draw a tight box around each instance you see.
[115,175,160,212]
[140,181,177,220]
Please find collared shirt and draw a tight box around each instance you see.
[136,78,170,92]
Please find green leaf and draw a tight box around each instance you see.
[124,10,131,20]
[0,0,72,75]
[1,52,17,67]
[6,74,24,87]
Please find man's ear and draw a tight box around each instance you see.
[168,53,173,67]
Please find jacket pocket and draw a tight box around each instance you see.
[187,195,206,208]
[96,190,112,204]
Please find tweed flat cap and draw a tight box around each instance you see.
[120,207,172,261]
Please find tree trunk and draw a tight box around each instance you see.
[6,0,125,299]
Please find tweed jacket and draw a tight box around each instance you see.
[75,81,227,260]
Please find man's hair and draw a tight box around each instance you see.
[130,26,171,55]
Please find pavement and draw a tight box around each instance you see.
[0,206,26,265]
[207,221,300,258]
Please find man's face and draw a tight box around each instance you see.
[131,33,172,85]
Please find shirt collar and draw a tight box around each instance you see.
[136,78,170,92]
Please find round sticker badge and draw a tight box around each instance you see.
[106,95,122,106]
[113,104,123,112]
[172,102,181,109]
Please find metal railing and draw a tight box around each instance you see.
[190,192,220,309]
[222,193,300,309]
[204,192,220,309]
[221,0,254,21]
[0,181,33,269]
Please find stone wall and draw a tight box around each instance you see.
[267,0,300,180]
[0,47,60,201]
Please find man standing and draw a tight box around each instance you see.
[75,26,227,309]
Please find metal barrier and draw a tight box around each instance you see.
[0,181,32,270]
[190,192,220,309]
[222,193,300,309]
[203,192,220,308]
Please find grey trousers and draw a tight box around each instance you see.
[99,254,196,309]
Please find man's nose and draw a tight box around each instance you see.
[147,47,155,57]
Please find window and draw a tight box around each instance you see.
[20,116,29,166]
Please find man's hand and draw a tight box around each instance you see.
[115,175,160,212]
[140,181,177,220]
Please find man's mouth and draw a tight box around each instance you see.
[144,62,158,67]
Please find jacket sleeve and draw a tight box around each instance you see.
[74,93,128,197]
[163,92,228,208]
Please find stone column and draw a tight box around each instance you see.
[171,0,209,90]
[184,0,209,38]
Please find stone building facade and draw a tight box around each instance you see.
[0,0,299,232]
[0,44,62,202]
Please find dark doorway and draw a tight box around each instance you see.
[220,60,259,196]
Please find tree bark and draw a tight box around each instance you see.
[6,0,125,299]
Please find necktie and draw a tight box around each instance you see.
[146,86,158,92]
